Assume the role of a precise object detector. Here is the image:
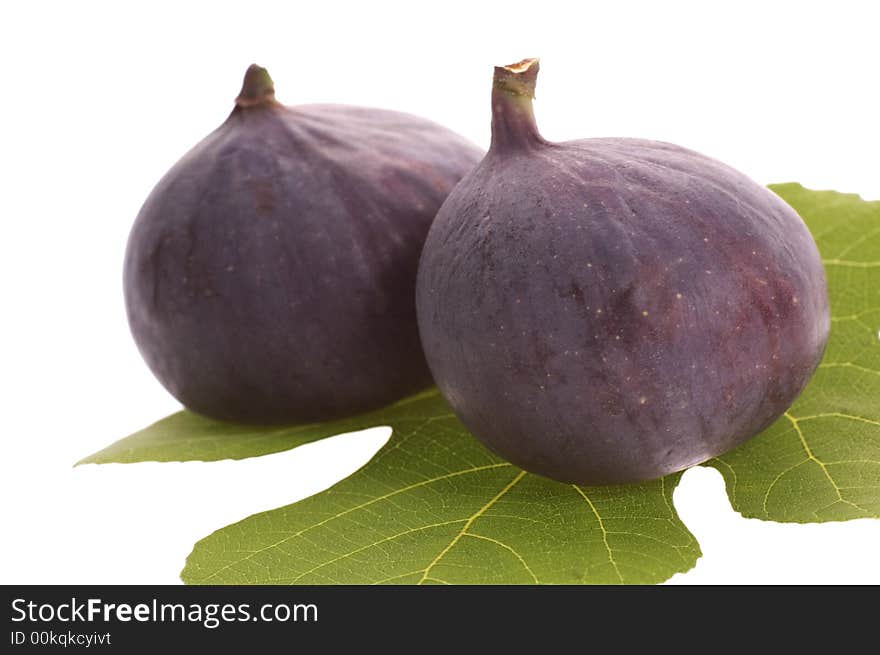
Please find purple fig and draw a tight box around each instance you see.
[125,65,482,424]
[416,58,830,485]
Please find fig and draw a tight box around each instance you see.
[125,64,481,424]
[416,59,830,485]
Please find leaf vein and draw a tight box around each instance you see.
[571,486,624,583]
[418,470,527,584]
[464,532,540,583]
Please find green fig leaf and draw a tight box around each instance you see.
[181,390,700,584]
[77,391,436,465]
[709,184,880,521]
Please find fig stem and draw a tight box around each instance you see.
[235,64,279,108]
[490,58,546,151]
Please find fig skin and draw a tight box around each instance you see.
[125,65,482,424]
[416,59,830,485]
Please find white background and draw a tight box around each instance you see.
[1,0,879,584]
